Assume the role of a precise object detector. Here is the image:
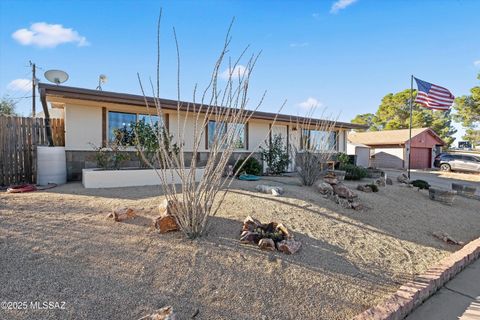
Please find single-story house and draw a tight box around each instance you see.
[348,128,445,169]
[38,83,366,181]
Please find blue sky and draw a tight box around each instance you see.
[1,0,479,141]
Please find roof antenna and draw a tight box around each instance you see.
[97,74,108,91]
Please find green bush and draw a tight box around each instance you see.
[340,163,368,180]
[336,152,351,166]
[234,157,262,176]
[260,134,290,175]
[411,179,430,190]
[367,183,379,192]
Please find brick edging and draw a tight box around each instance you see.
[352,237,480,320]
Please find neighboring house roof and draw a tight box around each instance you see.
[38,83,368,130]
[348,128,445,146]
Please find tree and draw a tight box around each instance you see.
[351,113,379,131]
[0,96,17,115]
[352,89,457,147]
[454,73,480,146]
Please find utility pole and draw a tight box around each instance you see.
[30,61,36,117]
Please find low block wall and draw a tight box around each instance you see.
[67,150,261,181]
[352,237,480,320]
[82,167,206,188]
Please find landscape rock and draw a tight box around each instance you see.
[109,207,136,222]
[240,231,262,244]
[374,178,386,187]
[397,173,409,184]
[386,177,393,185]
[159,199,179,216]
[258,238,276,251]
[350,201,364,210]
[333,183,357,200]
[155,199,180,233]
[429,187,457,205]
[357,184,372,193]
[316,182,334,195]
[154,215,179,233]
[140,306,177,320]
[277,239,302,255]
[323,177,339,185]
[256,185,284,196]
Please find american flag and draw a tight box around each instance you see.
[414,77,455,110]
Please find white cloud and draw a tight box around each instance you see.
[7,79,32,92]
[330,0,358,14]
[474,60,480,67]
[290,42,309,48]
[298,97,322,110]
[220,65,248,80]
[12,22,89,48]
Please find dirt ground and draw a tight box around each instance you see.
[1,175,480,320]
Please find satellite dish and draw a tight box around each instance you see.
[44,69,69,85]
[97,74,108,90]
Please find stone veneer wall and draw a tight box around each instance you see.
[66,151,262,181]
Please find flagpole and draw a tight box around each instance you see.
[408,75,413,179]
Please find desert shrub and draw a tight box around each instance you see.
[411,179,430,190]
[260,134,290,175]
[367,183,379,192]
[234,157,262,176]
[340,163,368,180]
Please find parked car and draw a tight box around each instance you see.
[434,153,480,173]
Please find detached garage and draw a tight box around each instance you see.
[348,128,445,169]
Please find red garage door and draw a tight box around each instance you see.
[411,148,431,169]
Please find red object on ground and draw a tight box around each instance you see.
[6,184,38,193]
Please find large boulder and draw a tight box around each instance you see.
[316,182,334,195]
[277,240,302,254]
[386,177,393,185]
[374,178,386,187]
[333,183,358,200]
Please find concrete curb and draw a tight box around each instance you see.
[352,237,480,320]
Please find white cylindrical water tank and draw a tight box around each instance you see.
[37,146,67,185]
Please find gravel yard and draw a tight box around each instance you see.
[1,176,479,320]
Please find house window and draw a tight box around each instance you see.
[108,111,137,142]
[207,120,246,149]
[138,114,162,126]
[301,129,337,151]
[108,112,163,142]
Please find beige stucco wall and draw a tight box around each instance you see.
[64,104,102,150]
[51,97,349,154]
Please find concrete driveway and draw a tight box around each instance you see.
[383,169,480,196]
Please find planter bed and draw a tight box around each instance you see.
[82,167,205,188]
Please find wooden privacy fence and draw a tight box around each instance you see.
[0,115,65,186]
